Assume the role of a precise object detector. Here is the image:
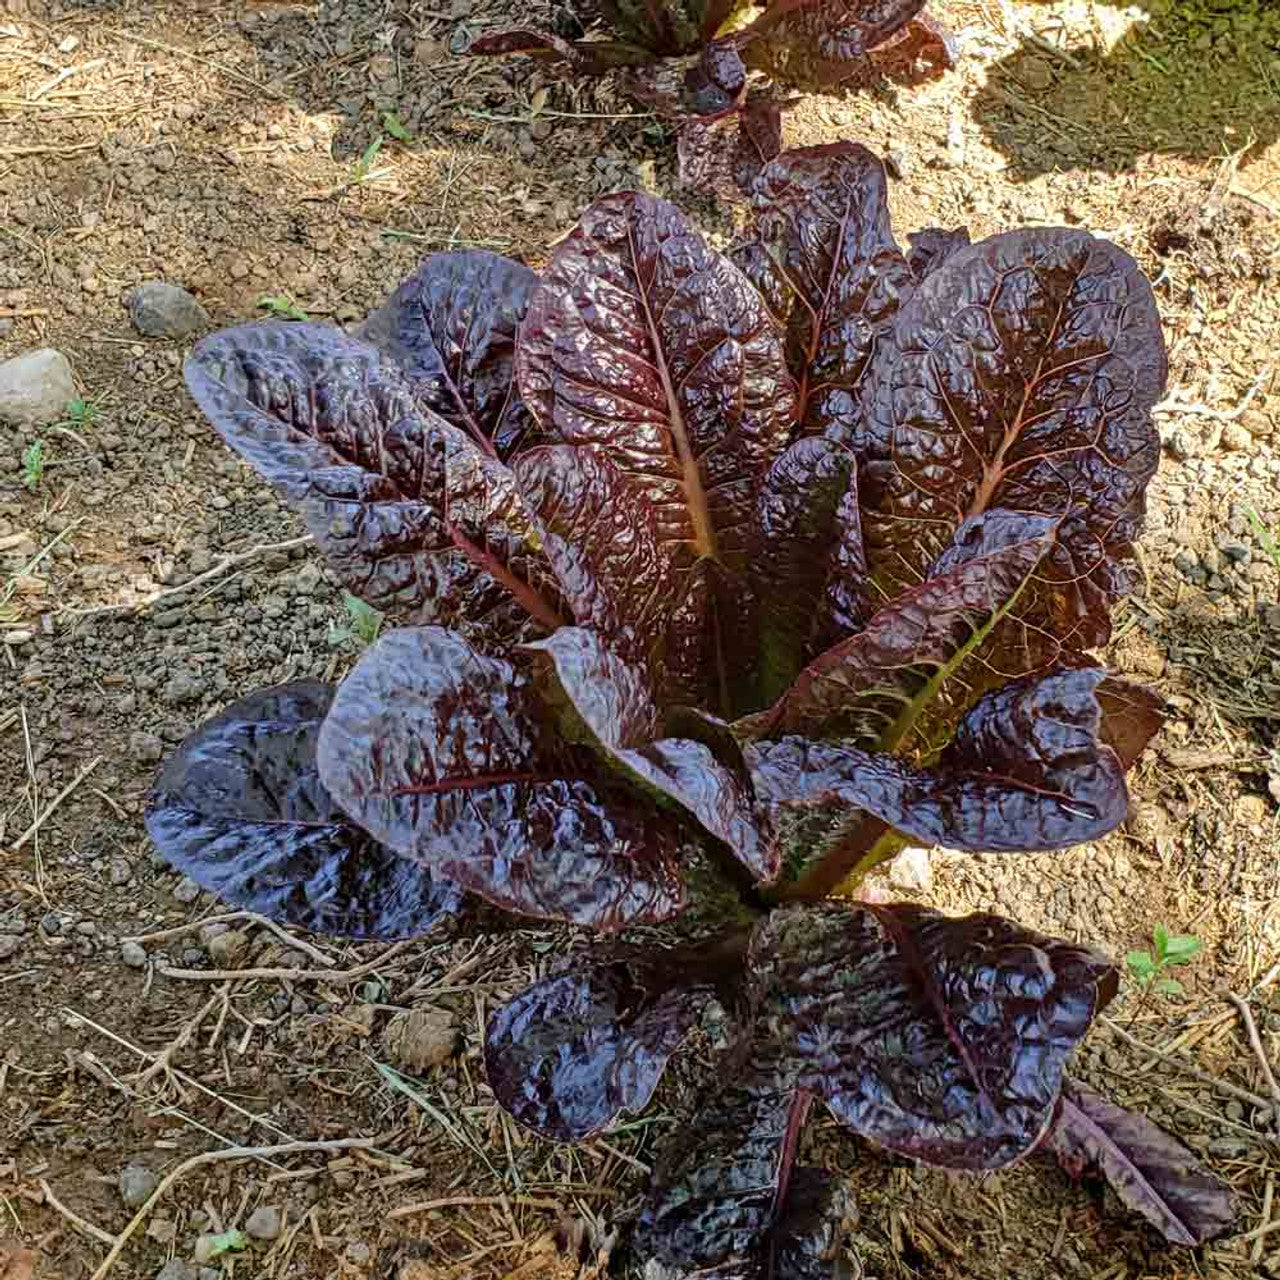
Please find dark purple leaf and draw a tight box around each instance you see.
[485,948,718,1141]
[750,902,1118,1169]
[906,225,971,280]
[316,626,686,930]
[1048,1081,1234,1245]
[527,627,776,882]
[359,250,540,460]
[741,0,928,93]
[766,1168,858,1280]
[852,228,1167,655]
[1095,676,1164,770]
[622,41,747,119]
[749,437,868,701]
[740,509,1057,743]
[467,29,648,75]
[517,190,796,575]
[860,10,959,88]
[184,323,566,639]
[738,143,914,438]
[636,1047,812,1267]
[145,682,463,940]
[676,93,786,204]
[512,445,681,679]
[748,666,1130,852]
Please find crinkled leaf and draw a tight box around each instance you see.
[852,228,1166,656]
[858,10,958,89]
[738,143,915,437]
[741,0,928,93]
[622,41,747,118]
[316,626,686,930]
[750,902,1118,1169]
[676,94,786,204]
[467,29,649,75]
[749,437,868,702]
[517,190,796,573]
[748,667,1130,852]
[145,682,464,940]
[527,627,776,882]
[1095,675,1164,770]
[906,225,971,281]
[512,445,681,679]
[183,324,565,640]
[635,1047,812,1267]
[1048,1081,1234,1245]
[359,250,541,460]
[763,1168,857,1280]
[740,509,1057,744]
[485,948,718,1142]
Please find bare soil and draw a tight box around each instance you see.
[1,2,1279,1278]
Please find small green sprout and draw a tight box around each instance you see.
[352,135,385,184]
[258,294,310,321]
[1127,924,1201,996]
[65,396,101,427]
[201,1229,247,1259]
[381,110,412,142]
[329,591,383,650]
[21,439,44,491]
[1243,503,1280,576]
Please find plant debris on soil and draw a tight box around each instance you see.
[1,1,1279,1278]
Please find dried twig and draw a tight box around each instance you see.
[39,1178,116,1247]
[65,534,313,619]
[1100,1016,1272,1111]
[157,939,411,984]
[1226,993,1280,1133]
[133,987,226,1091]
[124,912,336,967]
[9,755,102,852]
[90,1137,384,1279]
[388,1194,563,1220]
[1255,1172,1276,1267]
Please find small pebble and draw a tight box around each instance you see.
[0,935,22,961]
[120,940,148,968]
[173,877,201,904]
[245,1204,283,1241]
[119,1164,159,1207]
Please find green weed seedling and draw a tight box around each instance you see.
[381,110,412,142]
[258,294,310,321]
[65,396,101,427]
[351,135,386,185]
[1127,924,1201,996]
[21,439,44,491]
[1244,503,1280,577]
[329,591,383,651]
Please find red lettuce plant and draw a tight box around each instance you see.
[469,0,957,199]
[154,143,1234,1269]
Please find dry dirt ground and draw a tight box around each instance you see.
[2,1,1280,1278]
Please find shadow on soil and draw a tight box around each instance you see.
[972,0,1280,179]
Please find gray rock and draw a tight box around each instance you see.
[1221,422,1252,452]
[245,1204,283,1240]
[207,929,249,968]
[345,1241,372,1265]
[119,1163,159,1207]
[173,877,201,904]
[130,730,165,763]
[155,1263,199,1280]
[121,940,148,968]
[162,668,204,705]
[127,282,209,339]
[0,934,22,961]
[382,1007,459,1071]
[887,845,933,893]
[0,348,76,427]
[193,1234,227,1265]
[109,857,133,886]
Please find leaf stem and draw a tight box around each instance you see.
[771,814,898,903]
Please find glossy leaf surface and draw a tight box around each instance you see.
[741,508,1057,743]
[517,190,796,572]
[750,903,1118,1168]
[742,0,928,93]
[740,143,914,437]
[676,94,786,204]
[183,324,563,637]
[1049,1081,1234,1245]
[316,627,685,929]
[852,228,1166,655]
[359,250,540,459]
[748,667,1130,852]
[635,1046,809,1267]
[485,948,716,1141]
[145,682,463,939]
[528,627,775,881]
